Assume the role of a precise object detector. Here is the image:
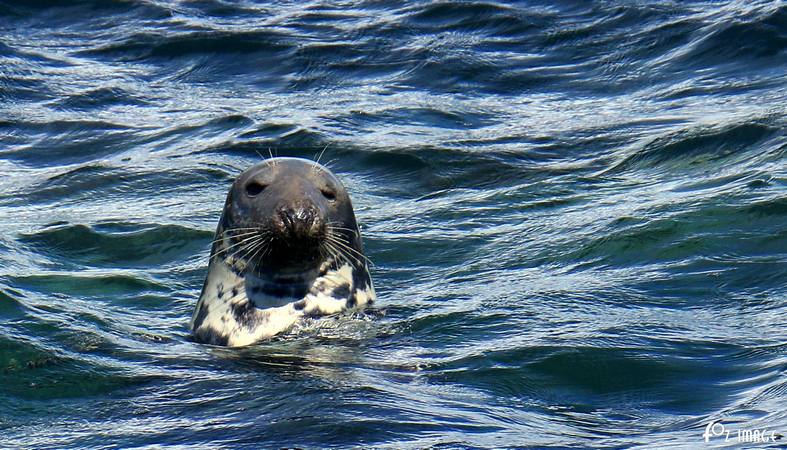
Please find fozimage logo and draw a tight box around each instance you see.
[703,420,782,444]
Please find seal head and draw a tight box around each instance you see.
[190,157,375,347]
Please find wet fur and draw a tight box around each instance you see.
[190,158,375,347]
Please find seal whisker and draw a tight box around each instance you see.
[328,230,367,254]
[324,237,363,268]
[326,221,358,230]
[209,229,266,247]
[319,237,341,263]
[313,143,330,172]
[324,228,365,261]
[221,239,262,264]
[211,232,263,257]
[244,236,271,268]
[239,241,268,274]
[226,238,267,270]
[326,226,360,238]
[326,237,355,259]
[325,234,374,268]
[326,224,358,232]
[208,230,259,246]
[318,241,332,262]
[267,148,279,167]
[324,240,353,268]
[259,241,273,263]
[323,239,344,264]
[220,234,266,261]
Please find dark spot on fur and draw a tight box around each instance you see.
[229,262,244,276]
[309,282,324,295]
[346,293,357,308]
[293,300,306,311]
[331,284,351,299]
[232,287,239,298]
[232,300,265,329]
[259,283,308,299]
[216,282,225,299]
[353,269,371,293]
[192,302,210,328]
[304,308,322,318]
[193,327,228,346]
[232,301,253,323]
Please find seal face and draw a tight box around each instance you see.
[190,157,375,347]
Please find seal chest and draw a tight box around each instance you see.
[190,157,375,347]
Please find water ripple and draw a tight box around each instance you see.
[0,0,785,448]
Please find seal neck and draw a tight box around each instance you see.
[243,269,320,307]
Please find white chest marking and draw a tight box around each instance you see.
[190,261,375,347]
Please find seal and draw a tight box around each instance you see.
[190,157,375,347]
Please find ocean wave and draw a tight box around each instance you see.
[0,0,785,447]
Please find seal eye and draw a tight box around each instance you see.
[245,182,266,197]
[321,189,336,201]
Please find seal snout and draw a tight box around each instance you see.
[274,202,324,241]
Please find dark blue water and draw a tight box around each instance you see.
[1,1,785,448]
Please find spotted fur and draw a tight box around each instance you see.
[190,254,375,347]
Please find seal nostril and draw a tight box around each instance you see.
[311,216,324,235]
[246,182,266,197]
[279,209,293,230]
